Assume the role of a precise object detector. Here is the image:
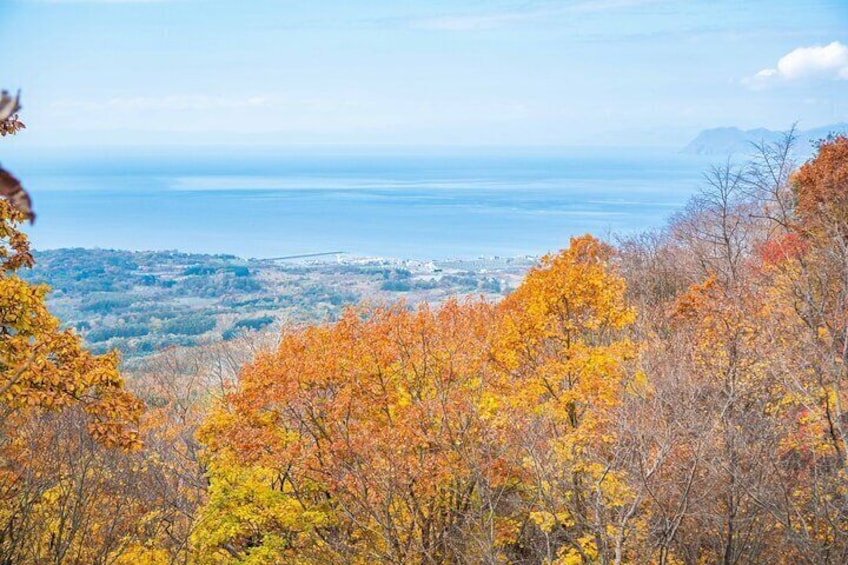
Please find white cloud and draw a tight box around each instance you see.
[747,41,848,88]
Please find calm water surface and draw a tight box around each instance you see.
[15,148,712,259]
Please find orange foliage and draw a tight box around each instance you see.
[198,300,507,562]
[0,184,145,560]
[793,135,848,233]
[195,235,639,563]
[5,118,848,563]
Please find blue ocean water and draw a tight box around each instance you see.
[14,148,712,259]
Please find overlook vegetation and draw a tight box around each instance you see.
[2,132,848,564]
[23,249,529,362]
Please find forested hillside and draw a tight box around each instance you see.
[2,133,848,563]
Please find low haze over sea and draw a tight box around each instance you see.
[15,147,713,259]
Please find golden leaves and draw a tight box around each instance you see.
[195,236,638,563]
[1,199,143,449]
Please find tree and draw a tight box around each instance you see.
[490,235,640,564]
[0,93,144,563]
[794,135,848,236]
[195,299,512,563]
[194,236,643,564]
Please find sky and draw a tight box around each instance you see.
[1,0,847,149]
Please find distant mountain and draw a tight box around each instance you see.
[683,123,848,156]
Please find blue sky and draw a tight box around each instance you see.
[1,0,847,148]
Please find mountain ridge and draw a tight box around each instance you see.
[684,123,848,156]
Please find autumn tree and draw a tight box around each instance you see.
[794,135,848,234]
[3,95,846,565]
[755,135,848,561]
[613,132,848,564]
[0,97,146,563]
[193,235,643,564]
[489,235,640,564]
[195,300,512,564]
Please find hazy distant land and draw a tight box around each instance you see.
[25,248,535,363]
[683,122,848,156]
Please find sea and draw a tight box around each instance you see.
[10,147,713,260]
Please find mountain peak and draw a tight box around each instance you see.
[684,123,848,156]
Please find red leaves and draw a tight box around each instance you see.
[756,231,807,266]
